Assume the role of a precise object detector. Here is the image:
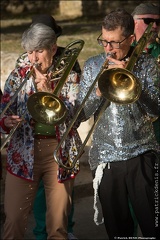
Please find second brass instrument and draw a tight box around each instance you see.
[53,22,154,170]
[0,63,40,152]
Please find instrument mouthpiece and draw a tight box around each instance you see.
[33,63,41,68]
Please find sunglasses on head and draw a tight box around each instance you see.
[136,18,160,26]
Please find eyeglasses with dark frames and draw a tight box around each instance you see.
[97,34,130,49]
[136,18,160,26]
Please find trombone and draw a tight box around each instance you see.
[0,63,39,152]
[156,30,160,65]
[1,64,38,117]
[0,40,84,151]
[27,40,84,125]
[53,22,154,170]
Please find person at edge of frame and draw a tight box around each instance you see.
[0,89,3,180]
[77,8,160,240]
[0,20,82,239]
[130,3,160,237]
[132,2,160,145]
[15,14,81,240]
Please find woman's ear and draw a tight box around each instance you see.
[52,44,57,56]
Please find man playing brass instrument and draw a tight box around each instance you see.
[78,8,160,239]
[132,2,160,145]
[132,2,160,59]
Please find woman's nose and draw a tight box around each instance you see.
[32,52,39,62]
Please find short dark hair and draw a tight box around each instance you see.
[102,9,135,37]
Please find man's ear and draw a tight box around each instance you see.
[130,34,136,44]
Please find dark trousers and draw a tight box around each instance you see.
[97,151,159,239]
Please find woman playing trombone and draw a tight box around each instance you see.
[0,23,82,239]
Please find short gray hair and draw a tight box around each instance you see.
[21,23,57,51]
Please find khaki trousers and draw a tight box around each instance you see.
[3,138,74,240]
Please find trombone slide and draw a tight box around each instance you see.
[53,23,154,170]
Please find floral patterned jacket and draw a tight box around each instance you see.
[0,49,82,182]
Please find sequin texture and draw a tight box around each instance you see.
[78,52,160,170]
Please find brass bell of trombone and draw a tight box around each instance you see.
[53,23,154,170]
[98,68,142,104]
[27,92,67,125]
[27,39,84,125]
[98,22,155,104]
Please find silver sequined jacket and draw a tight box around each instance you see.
[78,52,160,170]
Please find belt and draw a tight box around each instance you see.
[34,135,56,139]
[34,122,55,136]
